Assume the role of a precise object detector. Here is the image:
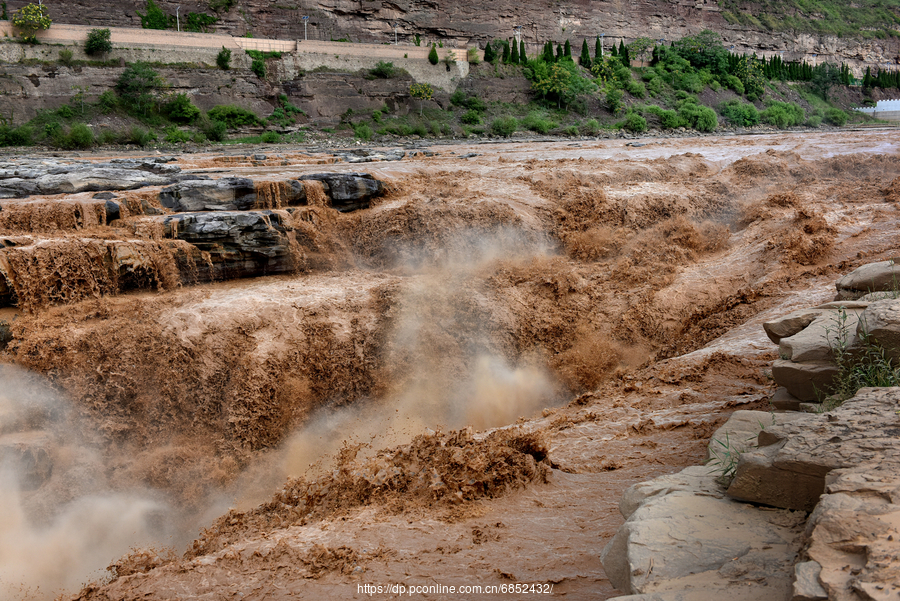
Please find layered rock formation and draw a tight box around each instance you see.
[0,158,386,310]
[9,0,897,69]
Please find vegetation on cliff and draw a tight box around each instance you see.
[718,0,900,39]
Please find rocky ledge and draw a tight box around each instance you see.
[0,158,386,310]
[601,260,900,601]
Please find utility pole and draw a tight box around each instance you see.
[302,16,309,41]
[392,22,398,45]
[600,33,604,56]
[176,6,181,32]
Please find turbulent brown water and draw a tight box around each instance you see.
[0,131,898,599]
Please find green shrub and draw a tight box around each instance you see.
[467,47,480,64]
[128,126,155,146]
[56,105,74,119]
[184,12,217,33]
[0,124,33,146]
[251,58,265,78]
[824,107,848,126]
[66,123,94,148]
[216,46,231,70]
[85,28,112,55]
[490,116,517,137]
[564,125,579,136]
[723,74,745,95]
[694,106,718,132]
[372,110,382,123]
[352,122,373,140]
[520,111,557,134]
[428,45,439,65]
[98,89,118,113]
[198,115,227,141]
[137,0,169,30]
[675,71,704,93]
[806,115,823,127]
[625,79,646,98]
[623,112,647,133]
[461,110,482,125]
[761,101,805,128]
[96,129,122,146]
[646,105,681,129]
[412,123,428,137]
[719,99,759,127]
[164,126,191,143]
[59,49,74,65]
[582,118,600,135]
[116,62,164,112]
[369,61,395,78]
[606,87,624,114]
[207,105,261,128]
[209,0,234,13]
[646,77,663,97]
[164,93,200,124]
[260,130,281,143]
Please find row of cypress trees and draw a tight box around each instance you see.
[483,37,630,67]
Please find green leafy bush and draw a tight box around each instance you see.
[623,112,647,133]
[12,2,52,43]
[606,88,624,114]
[761,101,805,128]
[66,123,94,149]
[164,126,191,143]
[251,58,265,78]
[824,107,848,126]
[806,115,823,127]
[625,79,646,98]
[116,62,164,112]
[85,28,112,55]
[564,125,579,136]
[184,12,217,33]
[490,116,517,137]
[520,111,557,134]
[582,118,600,135]
[723,74,745,95]
[352,122,373,140]
[646,77,663,97]
[428,45,439,65]
[461,110,482,125]
[719,99,759,126]
[164,93,200,124]
[56,105,74,119]
[369,61,395,78]
[207,105,261,129]
[98,90,118,113]
[137,0,169,30]
[216,47,231,70]
[646,105,680,129]
[198,115,227,141]
[59,49,73,65]
[128,126,155,146]
[0,124,33,146]
[260,131,281,143]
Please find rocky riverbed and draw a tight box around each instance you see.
[0,130,898,600]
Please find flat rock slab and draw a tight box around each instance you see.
[727,387,900,512]
[771,359,840,402]
[159,177,307,212]
[836,260,900,300]
[858,298,900,361]
[298,173,384,212]
[778,308,864,364]
[601,465,805,599]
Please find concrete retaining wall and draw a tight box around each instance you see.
[855,99,900,121]
[0,21,467,89]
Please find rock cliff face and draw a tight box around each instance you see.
[5,0,898,69]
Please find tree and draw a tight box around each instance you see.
[216,47,232,70]
[115,62,165,113]
[563,39,572,60]
[532,61,596,108]
[137,0,169,30]
[484,41,497,64]
[541,41,554,63]
[619,40,630,65]
[409,82,433,116]
[626,37,654,65]
[501,40,510,63]
[556,43,563,61]
[519,40,527,64]
[510,40,520,64]
[579,39,591,68]
[810,63,841,101]
[85,28,112,55]
[595,36,602,61]
[11,2,52,43]
[428,44,439,65]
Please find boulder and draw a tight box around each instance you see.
[600,465,804,600]
[857,298,900,360]
[804,463,900,599]
[727,387,900,511]
[333,148,406,163]
[34,168,176,196]
[764,309,823,344]
[836,260,900,300]
[769,387,803,412]
[791,561,828,601]
[162,211,299,280]
[778,308,864,364]
[771,359,840,402]
[298,173,384,212]
[159,178,307,212]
